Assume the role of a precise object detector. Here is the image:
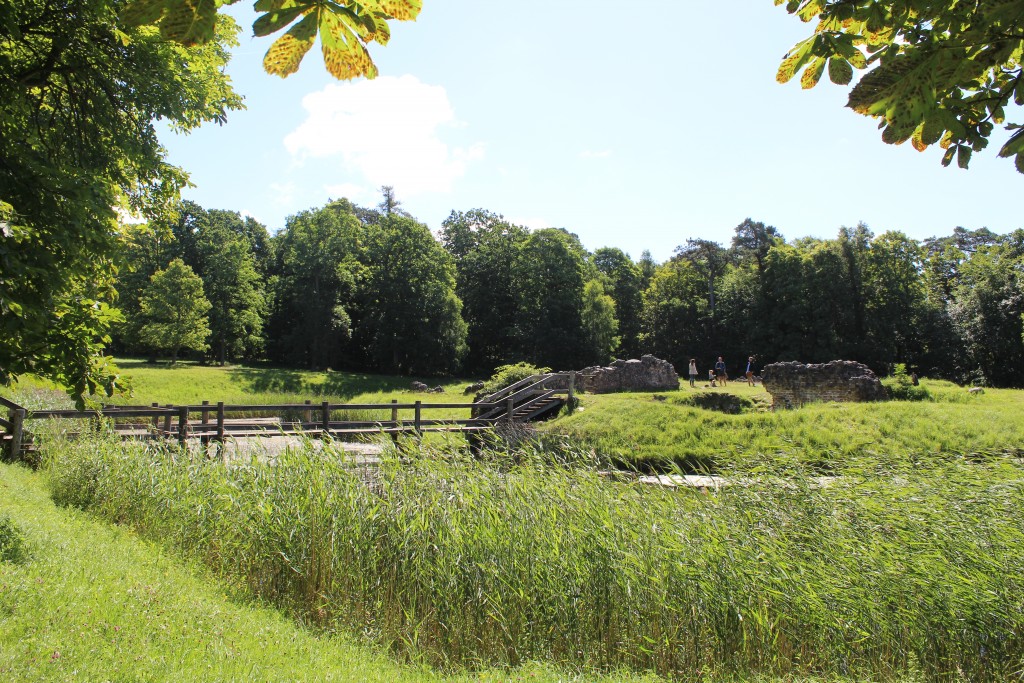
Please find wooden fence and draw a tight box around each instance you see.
[2,398,513,459]
[2,373,576,460]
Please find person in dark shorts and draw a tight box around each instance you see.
[714,356,727,386]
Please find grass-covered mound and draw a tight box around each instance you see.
[39,431,1024,682]
[544,380,1024,472]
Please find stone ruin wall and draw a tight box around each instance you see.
[760,360,889,409]
[578,355,679,393]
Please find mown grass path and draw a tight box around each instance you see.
[0,463,651,683]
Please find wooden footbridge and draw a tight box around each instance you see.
[1,373,576,459]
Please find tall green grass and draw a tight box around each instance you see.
[1,461,651,683]
[43,433,1024,681]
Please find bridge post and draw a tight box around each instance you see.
[304,400,312,425]
[568,371,576,414]
[321,401,331,439]
[151,403,160,433]
[216,402,225,443]
[10,409,25,460]
[177,406,189,447]
[414,400,422,433]
[391,399,399,444]
[201,400,210,426]
[163,405,172,438]
[506,396,515,425]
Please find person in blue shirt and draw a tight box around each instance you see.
[745,356,755,386]
[714,356,727,386]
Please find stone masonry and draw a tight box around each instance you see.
[760,360,889,409]
[578,355,680,393]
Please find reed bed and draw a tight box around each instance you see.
[40,431,1024,682]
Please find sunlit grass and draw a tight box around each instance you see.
[104,358,480,407]
[544,380,1024,471]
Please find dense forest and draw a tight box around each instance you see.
[111,195,1024,387]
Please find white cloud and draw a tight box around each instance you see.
[510,216,551,232]
[285,75,484,196]
[324,182,371,202]
[269,181,297,206]
[579,149,611,159]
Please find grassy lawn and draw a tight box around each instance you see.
[543,379,1024,471]
[106,358,482,407]
[0,461,653,683]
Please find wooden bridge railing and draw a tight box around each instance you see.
[3,374,578,460]
[3,398,512,459]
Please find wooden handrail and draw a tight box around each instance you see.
[26,401,492,420]
[480,373,555,404]
[28,408,175,419]
[0,396,25,411]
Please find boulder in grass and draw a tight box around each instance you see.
[578,355,680,393]
[410,381,430,392]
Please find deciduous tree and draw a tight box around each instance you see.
[580,279,620,366]
[0,0,241,403]
[138,259,212,363]
[119,0,423,79]
[440,210,531,371]
[775,0,1024,172]
[359,214,467,375]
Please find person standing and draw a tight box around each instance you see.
[715,356,728,386]
[688,358,698,387]
[745,356,755,386]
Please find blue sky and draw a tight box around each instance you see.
[162,1,1021,262]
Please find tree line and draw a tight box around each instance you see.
[112,195,1024,387]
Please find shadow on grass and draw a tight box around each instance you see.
[227,367,413,400]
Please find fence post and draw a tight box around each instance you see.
[10,409,25,460]
[201,400,210,426]
[506,396,515,425]
[568,371,576,415]
[390,398,400,443]
[177,406,189,447]
[216,402,225,443]
[414,400,422,433]
[321,401,331,439]
[163,405,172,438]
[304,399,312,425]
[151,403,160,433]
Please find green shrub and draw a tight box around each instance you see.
[480,362,550,395]
[887,363,931,401]
[0,515,27,563]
